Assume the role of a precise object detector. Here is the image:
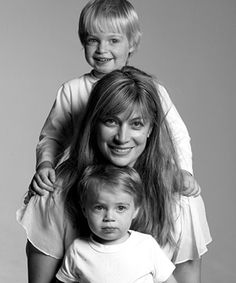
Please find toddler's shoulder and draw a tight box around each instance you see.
[62,72,93,88]
[58,72,96,101]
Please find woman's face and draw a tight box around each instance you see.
[96,110,152,167]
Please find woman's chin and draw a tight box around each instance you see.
[108,157,135,168]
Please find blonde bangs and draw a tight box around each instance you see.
[85,11,129,37]
[79,2,141,48]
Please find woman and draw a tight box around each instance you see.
[18,66,211,283]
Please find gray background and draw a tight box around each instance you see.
[1,0,235,282]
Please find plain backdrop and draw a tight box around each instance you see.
[1,0,235,282]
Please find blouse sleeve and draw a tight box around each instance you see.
[169,195,212,264]
[16,188,78,259]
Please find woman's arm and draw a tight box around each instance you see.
[26,241,61,283]
[173,259,201,283]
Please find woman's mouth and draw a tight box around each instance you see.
[109,146,133,155]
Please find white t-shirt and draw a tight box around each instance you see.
[56,230,175,283]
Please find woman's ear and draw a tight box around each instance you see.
[81,205,87,218]
[147,126,153,138]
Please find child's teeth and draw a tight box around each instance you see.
[97,58,110,62]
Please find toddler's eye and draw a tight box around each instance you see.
[94,205,103,211]
[86,37,98,45]
[117,206,127,212]
[110,38,119,44]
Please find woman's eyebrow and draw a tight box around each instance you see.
[129,115,144,121]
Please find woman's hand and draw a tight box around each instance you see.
[181,170,201,197]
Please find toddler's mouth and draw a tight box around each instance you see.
[94,57,112,63]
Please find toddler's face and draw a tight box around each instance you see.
[84,31,134,77]
[83,184,139,245]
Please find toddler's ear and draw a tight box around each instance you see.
[129,44,135,54]
[132,207,140,220]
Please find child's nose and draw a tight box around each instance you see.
[103,210,115,222]
[97,40,107,53]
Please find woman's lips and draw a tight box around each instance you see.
[109,145,133,155]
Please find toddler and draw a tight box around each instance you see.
[56,165,177,283]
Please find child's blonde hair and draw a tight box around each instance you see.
[79,0,141,53]
[78,165,143,209]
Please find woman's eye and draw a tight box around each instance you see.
[103,118,117,126]
[132,121,144,128]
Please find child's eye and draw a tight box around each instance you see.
[86,37,98,45]
[94,205,103,211]
[117,206,127,212]
[110,38,119,44]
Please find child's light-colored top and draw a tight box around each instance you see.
[56,230,175,283]
[36,72,193,173]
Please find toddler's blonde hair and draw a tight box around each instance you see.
[79,0,141,54]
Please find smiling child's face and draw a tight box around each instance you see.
[84,30,134,77]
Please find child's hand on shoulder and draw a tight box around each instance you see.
[30,161,56,195]
[181,170,201,197]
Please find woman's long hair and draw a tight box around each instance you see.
[57,66,183,247]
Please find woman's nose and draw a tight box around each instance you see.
[114,125,130,144]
